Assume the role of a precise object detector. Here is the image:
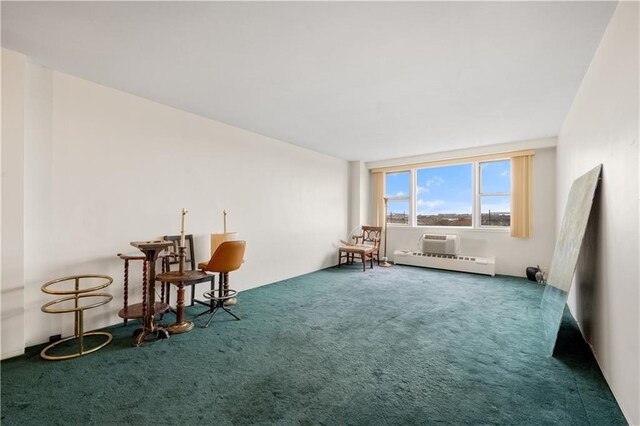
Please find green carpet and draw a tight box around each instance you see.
[1,265,626,425]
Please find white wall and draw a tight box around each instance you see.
[348,161,371,234]
[1,49,26,358]
[2,53,349,355]
[359,162,371,228]
[367,143,557,277]
[348,161,360,233]
[556,2,639,424]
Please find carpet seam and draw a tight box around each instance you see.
[572,369,593,425]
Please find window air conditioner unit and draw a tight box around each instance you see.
[421,234,460,255]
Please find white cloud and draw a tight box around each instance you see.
[417,176,444,194]
[500,170,509,177]
[395,191,406,197]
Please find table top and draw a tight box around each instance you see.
[41,274,113,295]
[117,252,146,260]
[156,270,209,283]
[118,251,176,260]
[130,240,173,250]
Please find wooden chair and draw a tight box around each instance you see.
[338,226,382,271]
[196,240,246,327]
[162,234,215,308]
[353,225,382,265]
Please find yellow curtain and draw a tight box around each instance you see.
[510,155,533,238]
[372,171,385,227]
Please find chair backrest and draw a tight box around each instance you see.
[356,226,382,249]
[203,240,246,273]
[163,234,196,270]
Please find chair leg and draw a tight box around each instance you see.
[361,253,365,272]
[222,306,241,321]
[196,300,218,318]
[202,300,240,327]
[204,306,218,328]
[209,276,215,310]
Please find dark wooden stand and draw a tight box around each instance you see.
[156,270,208,334]
[117,253,171,324]
[130,240,173,346]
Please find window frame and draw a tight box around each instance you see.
[383,158,511,230]
[383,170,413,226]
[414,162,474,228]
[476,159,512,229]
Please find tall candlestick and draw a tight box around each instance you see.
[223,209,227,234]
[180,208,187,247]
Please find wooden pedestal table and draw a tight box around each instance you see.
[40,274,113,360]
[130,240,173,346]
[156,270,208,334]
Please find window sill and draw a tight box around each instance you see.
[386,225,510,233]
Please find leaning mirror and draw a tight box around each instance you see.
[540,164,602,355]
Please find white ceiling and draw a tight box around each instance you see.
[1,1,616,161]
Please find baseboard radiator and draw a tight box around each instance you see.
[393,249,496,276]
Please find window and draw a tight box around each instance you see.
[384,171,410,225]
[479,160,511,227]
[383,159,511,228]
[416,164,472,226]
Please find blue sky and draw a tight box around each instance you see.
[479,161,511,214]
[417,164,472,214]
[385,160,510,214]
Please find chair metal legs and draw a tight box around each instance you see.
[198,272,239,328]
[204,306,218,328]
[202,302,241,328]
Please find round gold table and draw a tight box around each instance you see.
[40,274,113,361]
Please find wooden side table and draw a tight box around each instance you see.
[116,252,171,325]
[156,270,208,334]
[40,274,113,360]
[130,240,173,346]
